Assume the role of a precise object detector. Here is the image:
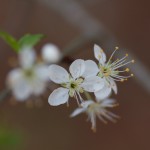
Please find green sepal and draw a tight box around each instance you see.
[0,31,20,52]
[18,34,45,49]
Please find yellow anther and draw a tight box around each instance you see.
[91,127,97,132]
[112,103,119,107]
[121,79,124,82]
[125,68,130,72]
[131,74,134,77]
[115,46,119,50]
[100,49,103,53]
[131,60,135,63]
[98,54,101,59]
[126,53,129,57]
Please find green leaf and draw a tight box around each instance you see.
[18,34,45,50]
[0,31,20,52]
[0,127,23,150]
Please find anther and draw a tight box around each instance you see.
[125,68,130,72]
[131,60,135,63]
[121,79,124,82]
[131,74,134,77]
[100,49,103,53]
[115,46,119,50]
[126,53,129,57]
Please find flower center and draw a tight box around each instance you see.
[88,103,100,113]
[61,78,84,97]
[24,69,35,79]
[98,65,112,77]
[70,82,77,89]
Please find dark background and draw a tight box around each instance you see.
[0,0,150,150]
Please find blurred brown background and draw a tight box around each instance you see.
[0,0,150,150]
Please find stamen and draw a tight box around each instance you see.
[111,74,134,80]
[106,47,119,66]
[111,54,128,68]
[121,79,124,82]
[77,92,84,103]
[74,92,80,106]
[113,60,134,70]
[125,68,130,72]
[97,114,108,124]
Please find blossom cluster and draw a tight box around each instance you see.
[7,44,61,102]
[48,44,134,131]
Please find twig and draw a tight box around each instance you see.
[0,88,10,102]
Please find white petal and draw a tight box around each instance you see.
[42,44,61,63]
[35,64,49,81]
[7,69,32,101]
[82,60,99,78]
[100,98,116,106]
[81,100,94,108]
[31,78,46,95]
[81,76,105,92]
[69,59,85,79]
[13,78,32,101]
[7,69,22,87]
[94,85,112,101]
[19,47,36,69]
[70,107,86,117]
[48,87,69,106]
[109,79,117,94]
[94,44,106,64]
[48,65,69,84]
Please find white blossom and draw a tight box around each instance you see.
[71,98,119,132]
[88,44,134,97]
[7,47,49,101]
[48,59,105,106]
[42,43,61,63]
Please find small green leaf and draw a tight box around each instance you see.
[0,127,23,150]
[0,31,20,52]
[18,34,45,50]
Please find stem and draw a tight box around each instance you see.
[0,88,10,102]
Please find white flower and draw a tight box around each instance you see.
[42,43,61,63]
[48,59,105,106]
[70,98,119,132]
[88,44,134,97]
[7,47,49,101]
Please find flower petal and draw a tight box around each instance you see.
[81,100,94,108]
[35,64,49,81]
[42,43,61,63]
[100,98,116,107]
[19,47,36,69]
[48,87,69,106]
[94,44,106,64]
[70,107,86,117]
[7,69,22,87]
[48,65,69,84]
[109,79,117,94]
[7,69,33,101]
[81,76,105,92]
[31,78,46,96]
[94,85,112,101]
[82,60,99,78]
[13,77,32,101]
[69,59,85,79]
